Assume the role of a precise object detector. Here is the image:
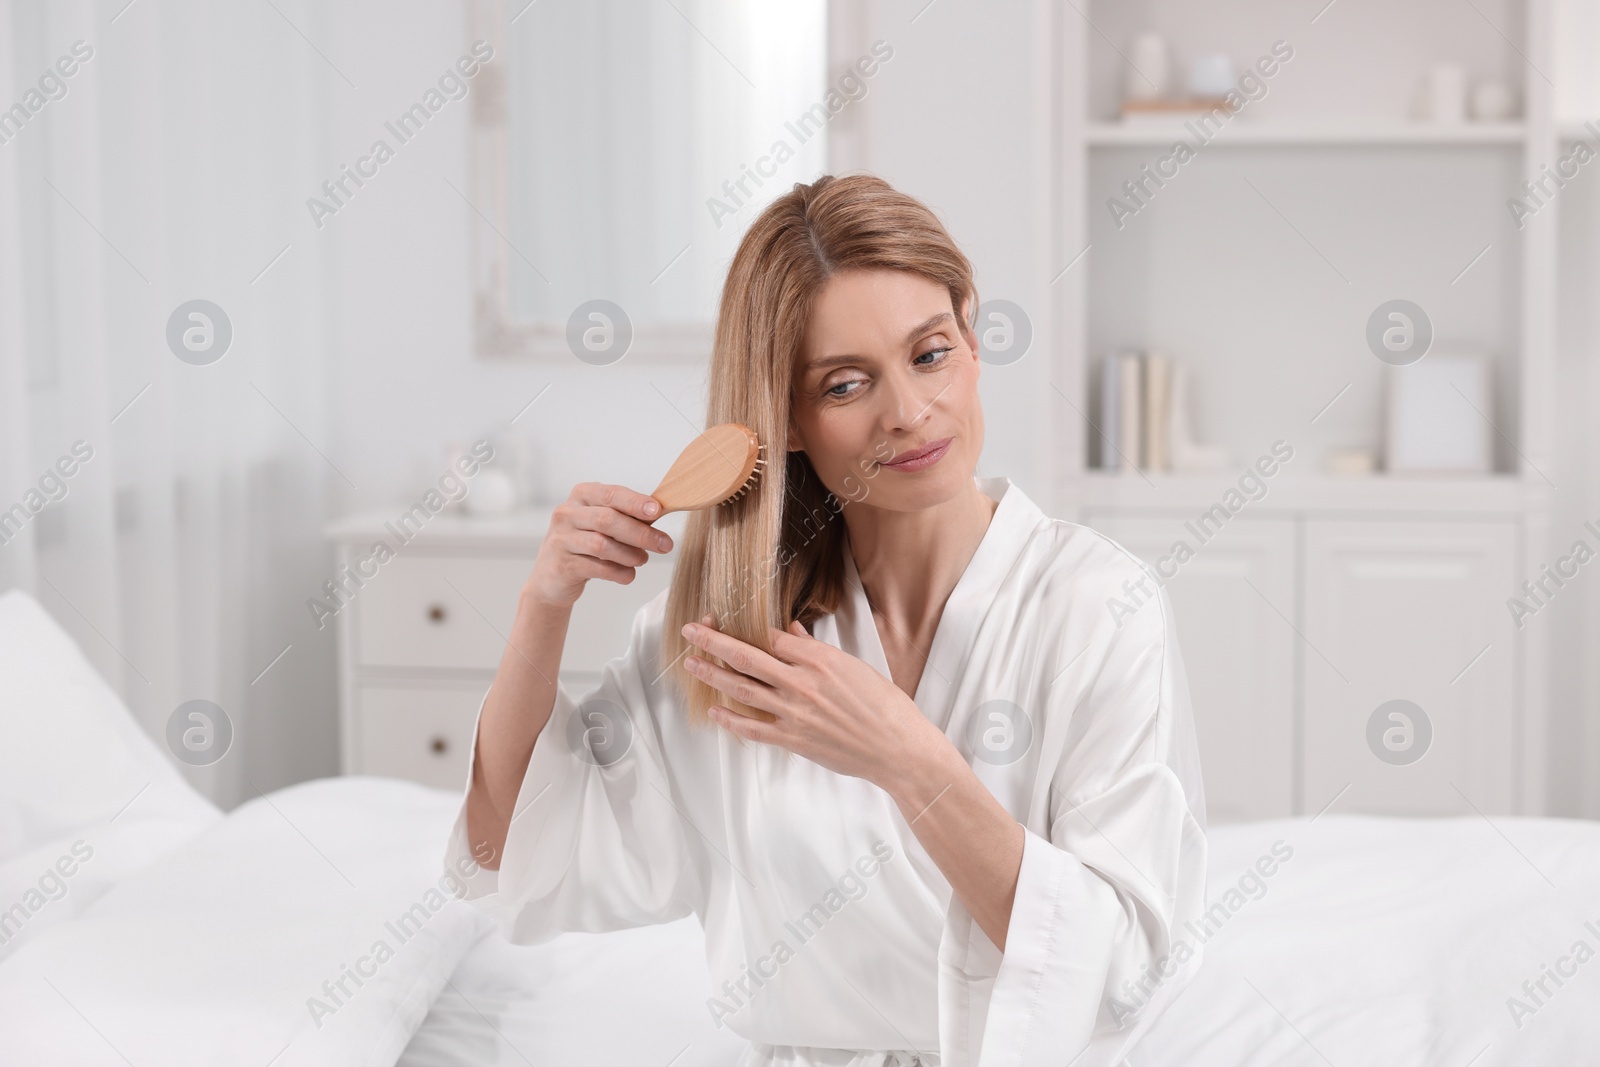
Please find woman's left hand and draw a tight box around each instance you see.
[680,618,941,789]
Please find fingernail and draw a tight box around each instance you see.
[645,500,659,516]
[702,613,714,625]
[681,623,696,639]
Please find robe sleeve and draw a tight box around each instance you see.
[937,579,1209,1067]
[441,592,706,943]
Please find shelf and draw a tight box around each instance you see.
[1065,471,1538,516]
[1085,120,1526,148]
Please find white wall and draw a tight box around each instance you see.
[318,3,703,516]
[305,0,1595,816]
[313,0,1058,510]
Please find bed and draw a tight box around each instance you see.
[2,587,1596,1066]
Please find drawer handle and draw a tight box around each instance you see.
[426,603,447,624]
[429,736,449,755]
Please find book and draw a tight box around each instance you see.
[1118,351,1143,472]
[1097,352,1120,469]
[1144,351,1171,472]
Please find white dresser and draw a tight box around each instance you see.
[324,507,680,789]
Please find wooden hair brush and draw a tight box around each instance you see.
[649,423,766,514]
[649,422,773,724]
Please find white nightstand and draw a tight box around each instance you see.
[323,506,679,789]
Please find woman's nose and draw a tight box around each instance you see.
[878,371,943,434]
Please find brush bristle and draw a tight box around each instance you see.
[719,443,765,506]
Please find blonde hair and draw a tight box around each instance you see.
[660,173,977,727]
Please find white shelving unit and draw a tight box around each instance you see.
[1052,0,1558,819]
[1085,120,1527,146]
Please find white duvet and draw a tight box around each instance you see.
[10,786,1598,1067]
[402,811,1600,1067]
[4,586,1599,1067]
[1130,813,1600,1066]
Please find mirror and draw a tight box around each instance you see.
[469,0,830,362]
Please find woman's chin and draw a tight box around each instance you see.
[875,458,976,509]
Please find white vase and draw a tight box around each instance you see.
[466,469,519,516]
[1126,33,1170,102]
[1422,64,1467,123]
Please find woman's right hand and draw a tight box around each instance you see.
[524,482,673,609]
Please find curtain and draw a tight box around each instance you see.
[0,0,337,807]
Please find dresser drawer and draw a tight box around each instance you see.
[355,554,534,669]
[353,683,486,789]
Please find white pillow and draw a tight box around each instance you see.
[0,588,219,959]
[0,776,493,1067]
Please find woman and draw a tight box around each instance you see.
[450,174,1208,1066]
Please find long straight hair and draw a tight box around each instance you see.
[660,173,977,727]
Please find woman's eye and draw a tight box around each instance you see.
[821,348,950,400]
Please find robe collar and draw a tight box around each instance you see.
[824,475,1046,728]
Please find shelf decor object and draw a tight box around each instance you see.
[1126,31,1170,103]
[1168,361,1229,473]
[1384,352,1494,475]
[1420,63,1469,123]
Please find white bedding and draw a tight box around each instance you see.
[0,589,220,959]
[401,916,749,1067]
[0,776,492,1067]
[1131,814,1600,1065]
[5,586,1599,1066]
[399,812,1600,1067]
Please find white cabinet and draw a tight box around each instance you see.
[1302,519,1517,817]
[1082,508,1523,820]
[1083,512,1297,824]
[325,508,677,788]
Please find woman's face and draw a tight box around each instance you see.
[788,268,984,512]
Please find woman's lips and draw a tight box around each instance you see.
[882,437,953,472]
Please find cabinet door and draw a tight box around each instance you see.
[1303,519,1516,816]
[1083,511,1297,823]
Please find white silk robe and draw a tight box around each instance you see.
[444,475,1209,1066]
